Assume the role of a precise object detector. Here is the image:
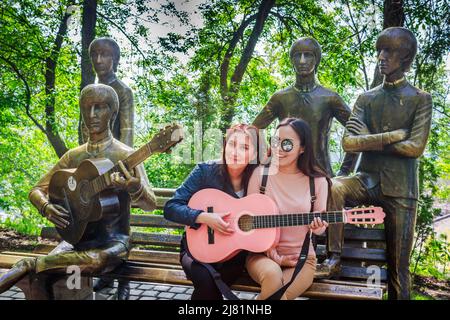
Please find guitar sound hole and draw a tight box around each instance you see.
[238,214,254,232]
[79,180,90,206]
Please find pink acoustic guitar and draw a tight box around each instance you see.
[185,188,385,263]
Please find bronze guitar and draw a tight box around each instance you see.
[48,124,183,244]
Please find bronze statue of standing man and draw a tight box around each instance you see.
[333,27,433,299]
[80,37,134,148]
[252,37,358,276]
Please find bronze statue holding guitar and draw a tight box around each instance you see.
[0,84,183,296]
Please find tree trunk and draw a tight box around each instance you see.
[78,0,97,144]
[370,0,405,88]
[44,2,77,158]
[219,0,276,132]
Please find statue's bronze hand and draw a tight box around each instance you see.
[346,117,370,135]
[44,203,70,229]
[387,129,409,144]
[110,160,142,194]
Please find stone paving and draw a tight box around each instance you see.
[0,279,259,300]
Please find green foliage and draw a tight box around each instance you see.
[411,233,450,280]
[411,290,435,300]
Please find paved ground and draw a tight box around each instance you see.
[0,279,259,300]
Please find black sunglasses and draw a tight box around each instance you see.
[270,136,295,152]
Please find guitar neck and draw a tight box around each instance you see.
[252,211,344,229]
[90,142,153,195]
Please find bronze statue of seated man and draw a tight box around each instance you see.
[0,84,157,298]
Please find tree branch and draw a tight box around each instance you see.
[219,13,258,98]
[344,0,370,90]
[220,0,276,131]
[97,11,146,60]
[0,54,46,133]
[43,1,76,157]
[230,0,275,89]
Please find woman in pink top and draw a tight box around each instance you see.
[246,117,330,299]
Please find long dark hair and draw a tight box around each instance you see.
[220,124,266,195]
[276,118,328,179]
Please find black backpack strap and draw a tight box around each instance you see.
[184,242,240,300]
[309,176,316,212]
[259,163,270,194]
[196,260,240,300]
[266,230,311,300]
[309,176,318,251]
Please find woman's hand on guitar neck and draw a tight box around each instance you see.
[195,212,234,235]
[309,216,328,235]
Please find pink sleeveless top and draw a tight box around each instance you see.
[247,165,328,261]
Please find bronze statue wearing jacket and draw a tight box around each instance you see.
[332,27,433,300]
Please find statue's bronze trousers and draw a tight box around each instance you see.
[332,176,417,300]
[0,240,128,294]
[35,241,128,274]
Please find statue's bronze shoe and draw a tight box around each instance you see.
[0,257,36,293]
[315,253,341,279]
[116,280,130,300]
[93,277,114,292]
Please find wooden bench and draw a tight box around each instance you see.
[0,188,387,300]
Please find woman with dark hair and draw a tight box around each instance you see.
[164,124,265,300]
[246,117,330,299]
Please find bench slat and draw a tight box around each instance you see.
[344,226,385,241]
[131,232,182,246]
[342,247,386,261]
[340,265,387,281]
[130,214,183,228]
[40,227,182,247]
[155,197,171,210]
[153,188,176,198]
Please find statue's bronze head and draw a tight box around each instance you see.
[80,84,119,134]
[89,38,121,75]
[289,37,322,75]
[376,27,417,75]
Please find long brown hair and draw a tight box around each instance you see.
[220,124,266,195]
[276,118,328,179]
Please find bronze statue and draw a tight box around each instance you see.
[252,37,358,276]
[0,84,156,298]
[332,27,432,299]
[80,37,134,148]
[85,37,135,298]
